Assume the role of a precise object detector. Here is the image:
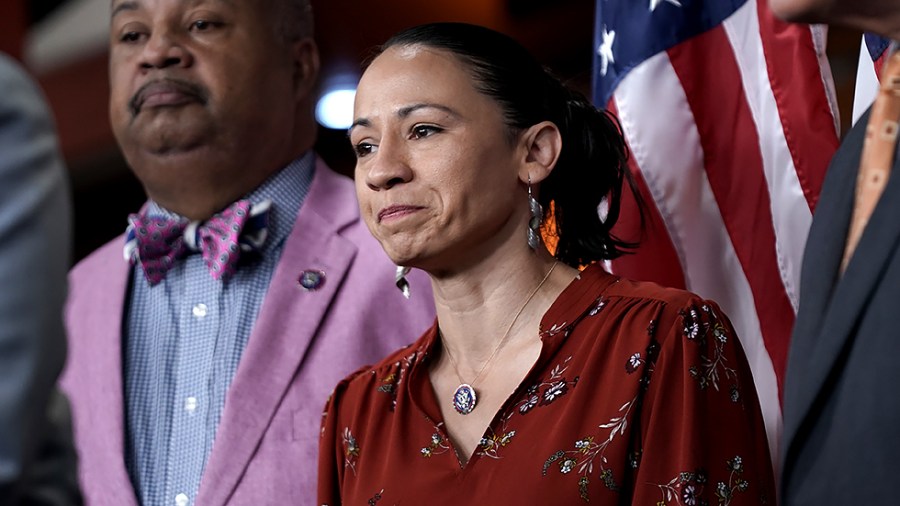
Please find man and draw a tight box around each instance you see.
[0,53,81,504]
[61,1,434,505]
[769,0,900,504]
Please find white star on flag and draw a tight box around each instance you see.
[597,26,615,76]
[649,0,682,11]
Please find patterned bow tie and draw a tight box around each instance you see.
[124,199,272,285]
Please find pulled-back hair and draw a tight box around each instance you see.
[379,22,640,267]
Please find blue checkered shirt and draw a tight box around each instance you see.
[123,153,315,506]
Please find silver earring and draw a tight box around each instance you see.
[395,265,411,299]
[527,176,543,251]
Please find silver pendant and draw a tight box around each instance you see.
[453,384,477,415]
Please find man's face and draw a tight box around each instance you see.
[108,0,313,215]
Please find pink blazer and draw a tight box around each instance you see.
[61,158,435,505]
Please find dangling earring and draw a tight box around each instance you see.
[395,265,411,299]
[527,176,543,251]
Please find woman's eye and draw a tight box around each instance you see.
[354,142,377,158]
[410,125,442,139]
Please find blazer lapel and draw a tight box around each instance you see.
[784,110,900,461]
[79,240,140,505]
[196,160,358,506]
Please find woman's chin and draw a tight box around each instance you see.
[383,248,420,269]
[378,239,425,268]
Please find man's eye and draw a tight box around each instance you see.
[121,32,143,43]
[190,20,215,31]
[354,142,377,158]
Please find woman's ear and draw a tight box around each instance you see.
[518,121,562,185]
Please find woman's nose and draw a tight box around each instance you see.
[364,142,414,191]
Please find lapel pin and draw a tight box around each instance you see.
[298,269,326,291]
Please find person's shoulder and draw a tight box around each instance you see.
[0,53,37,97]
[0,54,54,124]
[327,335,425,411]
[600,272,726,338]
[602,271,704,310]
[548,264,707,334]
[608,277,735,353]
[69,234,129,289]
[346,336,423,384]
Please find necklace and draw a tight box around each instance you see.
[442,261,559,415]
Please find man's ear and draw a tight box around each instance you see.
[518,121,562,185]
[290,37,320,99]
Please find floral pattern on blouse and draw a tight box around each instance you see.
[477,411,517,459]
[318,264,775,505]
[654,467,710,506]
[366,489,384,505]
[542,393,638,499]
[420,423,452,458]
[681,304,738,395]
[541,317,662,503]
[341,427,359,476]
[516,356,578,415]
[375,352,417,411]
[653,456,752,506]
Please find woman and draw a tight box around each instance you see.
[319,23,775,505]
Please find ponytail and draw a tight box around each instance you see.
[541,87,640,266]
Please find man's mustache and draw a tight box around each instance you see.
[129,78,208,116]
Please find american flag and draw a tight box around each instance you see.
[592,0,840,460]
[853,34,891,124]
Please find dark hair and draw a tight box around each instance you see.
[274,0,313,42]
[379,22,640,267]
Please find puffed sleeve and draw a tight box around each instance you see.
[630,298,776,505]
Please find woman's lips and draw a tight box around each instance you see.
[378,205,424,223]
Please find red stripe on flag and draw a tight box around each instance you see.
[607,102,687,291]
[667,26,792,395]
[757,0,838,213]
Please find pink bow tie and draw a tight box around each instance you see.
[124,199,271,285]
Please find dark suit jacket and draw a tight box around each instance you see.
[781,109,900,504]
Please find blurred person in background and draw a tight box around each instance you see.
[770,0,900,504]
[0,52,81,505]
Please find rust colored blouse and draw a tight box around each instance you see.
[318,264,776,505]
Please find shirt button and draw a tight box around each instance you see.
[175,493,189,506]
[192,303,208,318]
[184,396,198,413]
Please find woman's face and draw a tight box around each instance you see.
[350,45,527,271]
